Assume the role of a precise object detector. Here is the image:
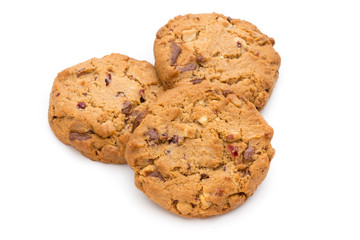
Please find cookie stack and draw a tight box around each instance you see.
[49,13,280,218]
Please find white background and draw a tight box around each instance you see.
[1,0,359,239]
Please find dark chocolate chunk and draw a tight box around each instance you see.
[121,101,132,115]
[170,42,182,66]
[105,73,112,86]
[227,16,234,23]
[138,89,146,102]
[55,92,60,97]
[196,55,205,62]
[76,102,86,109]
[76,68,87,77]
[132,111,146,132]
[130,110,139,117]
[147,171,165,182]
[200,173,209,180]
[69,132,90,141]
[146,129,158,141]
[226,134,234,140]
[138,89,145,96]
[222,90,234,97]
[178,62,197,72]
[169,135,179,144]
[243,146,255,161]
[190,78,203,84]
[237,41,242,48]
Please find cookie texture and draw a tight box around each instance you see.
[154,13,281,110]
[49,53,164,164]
[125,82,275,217]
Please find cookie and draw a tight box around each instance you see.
[49,53,164,164]
[154,13,281,110]
[125,82,275,217]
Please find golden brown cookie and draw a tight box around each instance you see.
[125,82,275,217]
[154,13,281,110]
[49,53,164,164]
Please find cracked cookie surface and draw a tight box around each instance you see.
[49,53,164,164]
[125,82,275,217]
[154,13,281,110]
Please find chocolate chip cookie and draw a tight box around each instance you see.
[125,82,275,217]
[49,53,164,164]
[154,13,281,110]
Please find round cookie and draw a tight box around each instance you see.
[125,82,275,217]
[154,13,281,110]
[49,53,164,164]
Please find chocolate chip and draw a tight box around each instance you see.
[222,90,234,97]
[69,132,90,141]
[105,73,112,86]
[243,146,255,161]
[55,92,60,97]
[228,144,239,157]
[76,102,86,109]
[190,78,203,84]
[178,62,197,72]
[147,171,165,182]
[105,78,110,86]
[169,135,179,144]
[165,150,171,155]
[121,101,132,116]
[138,89,145,96]
[146,129,158,141]
[82,93,87,97]
[226,134,234,140]
[227,16,234,23]
[76,68,87,77]
[187,162,191,170]
[170,42,182,66]
[223,166,226,171]
[132,111,146,132]
[237,41,242,48]
[173,200,178,204]
[130,110,139,117]
[200,173,209,180]
[196,55,205,62]
[215,189,225,197]
[138,89,146,103]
